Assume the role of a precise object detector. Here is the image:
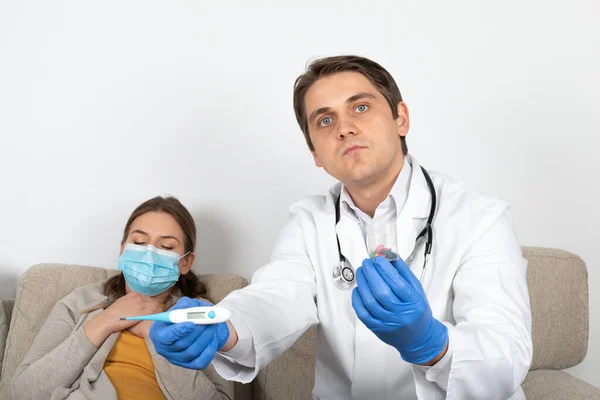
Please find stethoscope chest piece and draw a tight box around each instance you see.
[333,260,355,290]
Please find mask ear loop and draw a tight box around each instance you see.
[176,251,193,282]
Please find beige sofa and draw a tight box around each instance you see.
[1,247,599,399]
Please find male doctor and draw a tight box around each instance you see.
[149,55,533,399]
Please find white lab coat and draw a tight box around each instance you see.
[215,155,533,400]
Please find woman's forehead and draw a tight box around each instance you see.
[129,211,184,239]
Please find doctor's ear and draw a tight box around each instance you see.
[179,253,195,275]
[395,102,410,137]
[311,151,323,168]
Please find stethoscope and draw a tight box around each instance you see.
[332,166,437,290]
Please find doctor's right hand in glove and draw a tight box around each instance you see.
[352,256,449,366]
[149,297,237,370]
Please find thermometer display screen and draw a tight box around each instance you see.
[187,312,206,319]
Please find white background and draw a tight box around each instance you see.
[1,0,598,387]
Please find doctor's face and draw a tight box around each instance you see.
[304,71,409,188]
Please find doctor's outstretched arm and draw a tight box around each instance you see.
[214,205,319,383]
[149,205,318,382]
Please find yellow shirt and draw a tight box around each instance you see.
[104,330,165,400]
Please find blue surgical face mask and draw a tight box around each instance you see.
[117,243,190,297]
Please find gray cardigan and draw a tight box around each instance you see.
[11,282,234,400]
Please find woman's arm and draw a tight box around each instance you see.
[11,300,100,400]
[145,336,234,400]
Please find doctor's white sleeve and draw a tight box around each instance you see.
[212,206,319,383]
[412,205,533,400]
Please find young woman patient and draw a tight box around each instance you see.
[12,196,234,400]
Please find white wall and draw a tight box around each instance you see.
[1,0,598,387]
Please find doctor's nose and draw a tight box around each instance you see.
[336,117,359,140]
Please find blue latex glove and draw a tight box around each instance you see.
[149,297,230,370]
[352,256,448,365]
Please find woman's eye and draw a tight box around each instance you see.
[355,104,369,113]
[319,117,332,127]
[162,246,174,250]
[133,241,145,245]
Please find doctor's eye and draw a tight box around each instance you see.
[319,117,333,127]
[355,104,369,113]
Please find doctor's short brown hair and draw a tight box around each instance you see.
[293,55,408,155]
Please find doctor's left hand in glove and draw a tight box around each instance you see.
[149,297,235,369]
[352,256,449,365]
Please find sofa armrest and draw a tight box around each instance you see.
[523,370,600,400]
[523,247,589,370]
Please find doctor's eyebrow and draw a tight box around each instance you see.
[309,107,332,124]
[346,92,376,104]
[308,92,378,124]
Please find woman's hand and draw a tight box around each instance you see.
[84,292,163,347]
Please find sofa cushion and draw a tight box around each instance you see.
[253,325,317,400]
[523,247,589,370]
[522,370,600,400]
[0,263,249,400]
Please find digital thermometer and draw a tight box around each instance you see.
[120,306,230,325]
